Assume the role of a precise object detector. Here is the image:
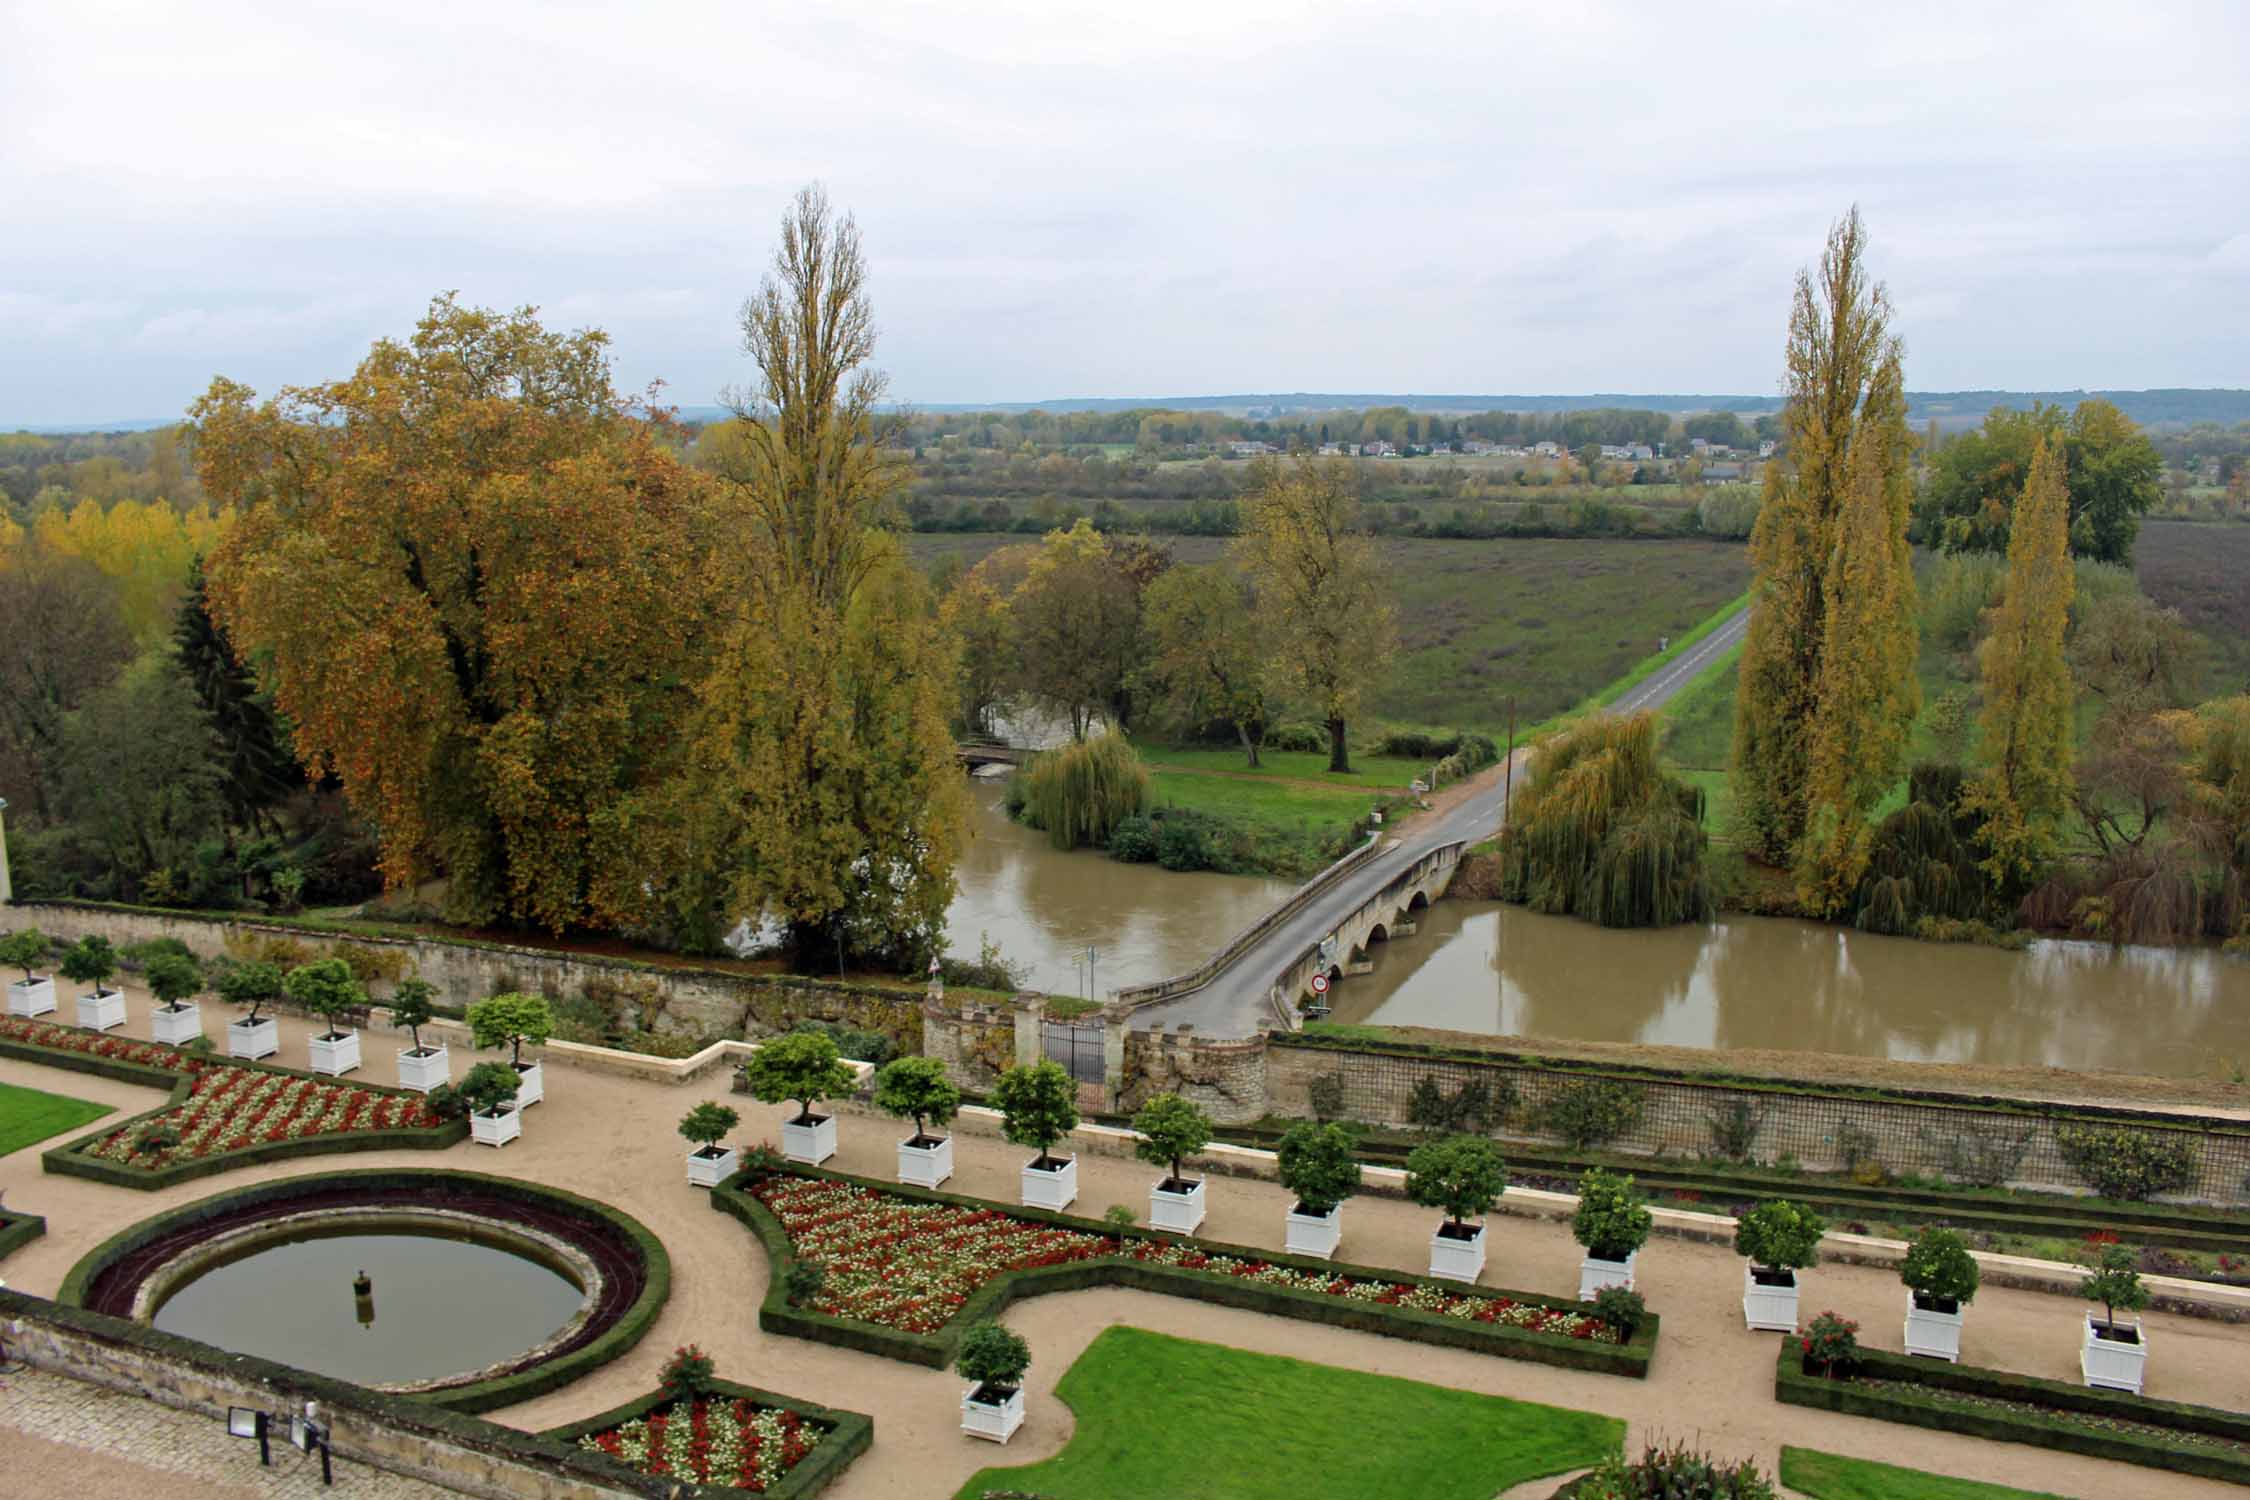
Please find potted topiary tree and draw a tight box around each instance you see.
[388,976,448,1091]
[1900,1225,1981,1362]
[218,958,283,1059]
[743,1030,857,1166]
[1736,1198,1826,1331]
[62,936,125,1032]
[461,1060,524,1148]
[875,1056,962,1188]
[1572,1168,1653,1299]
[679,1100,742,1188]
[1,928,56,1017]
[1134,1093,1215,1234]
[285,957,365,1075]
[2078,1240,2152,1393]
[1277,1120,1362,1260]
[993,1059,1081,1210]
[956,1322,1031,1444]
[468,991,553,1106]
[1406,1135,1507,1283]
[144,951,205,1047]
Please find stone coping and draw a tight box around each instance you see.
[377,1017,877,1090]
[124,1205,606,1395]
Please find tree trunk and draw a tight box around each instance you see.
[1237,721,1260,769]
[1327,717,1351,774]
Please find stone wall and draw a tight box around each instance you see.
[1121,1024,1268,1125]
[8,899,926,1055]
[0,1291,641,1499]
[919,995,1021,1092]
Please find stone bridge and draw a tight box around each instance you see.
[1266,839,1465,1025]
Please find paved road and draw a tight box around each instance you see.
[1133,606,1749,1037]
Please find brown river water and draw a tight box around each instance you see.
[945,782,2250,1073]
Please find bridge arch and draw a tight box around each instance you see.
[1406,890,1430,912]
[1367,922,1389,944]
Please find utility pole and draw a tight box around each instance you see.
[1502,697,1516,830]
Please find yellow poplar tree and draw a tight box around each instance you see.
[1963,432,2076,888]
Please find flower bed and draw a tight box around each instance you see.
[77,1065,440,1168]
[758,1175,1616,1342]
[578,1396,822,1490]
[0,1016,196,1074]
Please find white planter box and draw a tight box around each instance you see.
[2081,1315,2148,1394]
[228,1016,279,1060]
[1428,1221,1488,1283]
[1579,1250,1639,1301]
[513,1060,544,1107]
[1149,1177,1206,1235]
[781,1112,838,1166]
[471,1105,522,1148]
[308,1028,361,1076]
[1743,1264,1801,1332]
[76,988,127,1031]
[397,1045,450,1093]
[1904,1291,1966,1362]
[687,1144,739,1188]
[151,1002,203,1047]
[7,976,57,1018]
[1285,1202,1342,1260]
[1020,1153,1078,1211]
[898,1134,954,1188]
[960,1384,1025,1444]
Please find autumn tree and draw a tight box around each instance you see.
[1134,561,1270,765]
[1233,457,1396,772]
[190,295,727,931]
[1962,433,2076,889]
[1915,399,2163,565]
[1008,519,1140,741]
[1732,208,1918,877]
[605,186,964,966]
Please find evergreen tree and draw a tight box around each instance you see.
[1963,432,2076,889]
[1731,208,1915,874]
[173,556,299,830]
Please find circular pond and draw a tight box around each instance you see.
[151,1223,590,1388]
[70,1172,668,1407]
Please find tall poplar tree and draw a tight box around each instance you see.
[1731,209,1917,887]
[1962,433,2076,889]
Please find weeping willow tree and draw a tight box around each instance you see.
[1497,712,1712,928]
[1021,732,1149,851]
[1851,764,1997,935]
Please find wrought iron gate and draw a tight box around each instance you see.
[1042,1020,1104,1084]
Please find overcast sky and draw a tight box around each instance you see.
[3,0,2246,427]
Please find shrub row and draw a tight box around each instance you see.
[1772,1339,2250,1484]
[0,1208,47,1262]
[712,1165,1658,1379]
[542,1376,875,1500]
[55,1168,670,1413]
[0,1031,468,1190]
[0,1285,755,1499]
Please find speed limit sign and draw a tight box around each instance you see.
[1310,973,1330,995]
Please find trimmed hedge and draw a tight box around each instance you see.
[0,1032,467,1190]
[56,1168,670,1414]
[1773,1339,2250,1484]
[0,1208,47,1262]
[0,1286,724,1500]
[713,1164,1659,1378]
[542,1377,874,1500]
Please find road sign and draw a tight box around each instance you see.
[1310,973,1330,995]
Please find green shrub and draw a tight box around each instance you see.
[387,977,438,1051]
[216,958,283,1022]
[467,991,554,1066]
[1132,1093,1214,1185]
[1705,1097,1767,1162]
[1404,1136,1506,1231]
[2079,1240,2152,1330]
[1800,1310,1859,1375]
[283,957,364,1034]
[678,1101,741,1151]
[874,1056,961,1141]
[1154,817,1214,871]
[1590,1285,1645,1336]
[790,1017,893,1065]
[1306,1072,1346,1123]
[1106,816,1159,863]
[1275,1120,1361,1215]
[459,1061,521,1116]
[1541,1078,1646,1148]
[1900,1226,1980,1307]
[1734,1199,1825,1273]
[991,1059,1079,1166]
[2054,1123,2199,1201]
[1571,1168,1652,1262]
[955,1322,1031,1392]
[1102,1203,1137,1228]
[784,1259,827,1307]
[1922,1120,2036,1189]
[743,1032,857,1125]
[1574,1439,1776,1499]
[59,936,118,992]
[120,936,194,969]
[659,1343,716,1397]
[144,952,204,1011]
[0,928,49,981]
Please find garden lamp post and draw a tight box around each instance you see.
[0,796,12,905]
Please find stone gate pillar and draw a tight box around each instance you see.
[1011,992,1045,1068]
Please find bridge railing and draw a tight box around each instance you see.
[1266,838,1468,1030]
[1111,831,1387,1009]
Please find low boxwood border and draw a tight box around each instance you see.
[55,1167,670,1414]
[0,1032,468,1189]
[714,1163,1657,1378]
[0,1286,744,1500]
[542,1376,874,1500]
[1773,1339,2250,1484]
[0,1207,47,1262]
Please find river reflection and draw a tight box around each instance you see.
[1334,900,2250,1075]
[944,781,1294,997]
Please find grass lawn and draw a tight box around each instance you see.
[1779,1446,2073,1500]
[1134,742,1433,787]
[0,1080,114,1157]
[953,1326,1622,1500]
[1148,769,1383,835]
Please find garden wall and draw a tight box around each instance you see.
[7,899,929,1055]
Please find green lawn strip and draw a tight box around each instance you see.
[1133,742,1432,786]
[1148,768,1382,830]
[954,1326,1622,1500]
[0,1080,115,1157]
[1779,1446,2072,1500]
